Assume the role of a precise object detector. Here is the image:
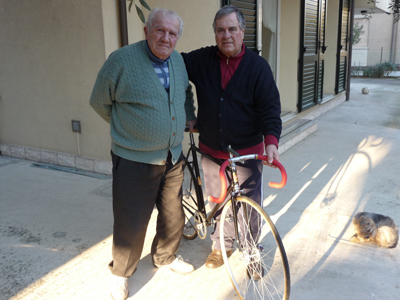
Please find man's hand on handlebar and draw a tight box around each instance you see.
[186,119,198,133]
[264,144,280,168]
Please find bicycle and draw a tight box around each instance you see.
[181,130,290,300]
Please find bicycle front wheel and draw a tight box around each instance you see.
[220,196,290,300]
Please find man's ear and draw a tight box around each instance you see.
[144,26,148,38]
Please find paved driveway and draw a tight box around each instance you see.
[1,78,399,300]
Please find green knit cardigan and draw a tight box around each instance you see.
[90,40,196,165]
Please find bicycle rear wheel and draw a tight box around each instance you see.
[182,158,199,240]
[220,196,290,300]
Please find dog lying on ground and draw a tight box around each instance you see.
[350,212,398,248]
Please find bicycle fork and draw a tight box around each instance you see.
[227,155,245,253]
[226,152,257,255]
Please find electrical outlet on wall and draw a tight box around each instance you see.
[71,120,81,133]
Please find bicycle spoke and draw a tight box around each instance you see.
[220,197,290,300]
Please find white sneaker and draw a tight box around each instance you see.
[154,255,194,275]
[110,275,129,300]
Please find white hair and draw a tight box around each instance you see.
[145,8,184,39]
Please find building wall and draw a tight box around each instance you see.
[261,0,279,79]
[279,0,300,112]
[366,13,397,65]
[127,0,219,52]
[323,0,341,95]
[0,0,348,173]
[102,0,122,58]
[396,21,400,64]
[352,13,400,67]
[0,0,218,165]
[0,0,111,161]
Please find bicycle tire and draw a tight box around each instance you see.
[220,196,290,300]
[182,158,199,240]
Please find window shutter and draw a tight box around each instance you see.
[335,0,351,94]
[298,0,327,112]
[224,0,258,53]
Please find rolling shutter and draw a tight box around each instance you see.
[224,0,258,53]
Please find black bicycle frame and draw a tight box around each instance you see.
[183,132,241,237]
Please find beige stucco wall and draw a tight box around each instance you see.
[367,13,397,65]
[278,0,300,112]
[323,0,340,95]
[0,0,111,161]
[261,0,279,79]
[0,0,218,163]
[102,0,121,58]
[353,13,400,66]
[396,21,400,65]
[0,0,348,168]
[352,17,370,66]
[126,0,219,51]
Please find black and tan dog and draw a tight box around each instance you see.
[351,212,398,248]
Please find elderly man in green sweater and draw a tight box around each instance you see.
[90,8,196,300]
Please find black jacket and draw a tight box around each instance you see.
[182,46,281,152]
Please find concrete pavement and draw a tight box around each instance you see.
[1,78,399,300]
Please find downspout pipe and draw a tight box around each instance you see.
[346,0,355,101]
[118,0,129,48]
[390,16,398,63]
[257,0,262,55]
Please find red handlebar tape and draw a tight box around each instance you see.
[208,155,287,204]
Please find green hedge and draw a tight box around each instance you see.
[351,62,398,78]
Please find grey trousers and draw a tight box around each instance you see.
[202,155,263,250]
[109,151,185,278]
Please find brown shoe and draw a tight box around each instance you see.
[205,249,233,269]
[246,262,264,280]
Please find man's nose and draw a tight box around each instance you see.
[161,32,170,41]
[222,30,231,38]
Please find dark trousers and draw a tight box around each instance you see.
[202,155,263,250]
[109,151,185,278]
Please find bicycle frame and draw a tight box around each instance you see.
[183,131,287,242]
[184,132,232,228]
[208,151,287,252]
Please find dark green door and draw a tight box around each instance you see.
[298,0,327,112]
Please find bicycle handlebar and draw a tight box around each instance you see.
[208,154,287,204]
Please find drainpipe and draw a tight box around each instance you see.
[390,16,398,63]
[118,0,129,47]
[346,0,355,101]
[257,0,262,55]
